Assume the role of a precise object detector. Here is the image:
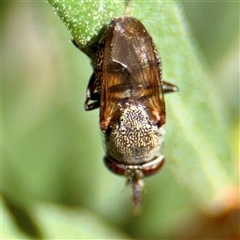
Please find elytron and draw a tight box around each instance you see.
[74,16,178,211]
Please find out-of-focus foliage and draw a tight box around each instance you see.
[1,1,239,239]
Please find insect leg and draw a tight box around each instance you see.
[72,39,100,110]
[85,73,100,111]
[162,81,179,94]
[72,39,79,49]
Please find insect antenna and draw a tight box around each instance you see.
[126,169,145,214]
[125,0,132,16]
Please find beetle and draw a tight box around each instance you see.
[73,16,178,211]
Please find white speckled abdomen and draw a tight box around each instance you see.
[105,102,164,164]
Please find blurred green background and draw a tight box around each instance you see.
[2,1,239,239]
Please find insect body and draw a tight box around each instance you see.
[75,16,178,211]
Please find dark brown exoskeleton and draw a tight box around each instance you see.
[74,16,178,211]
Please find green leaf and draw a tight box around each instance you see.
[1,196,130,239]
[2,197,31,239]
[47,0,125,58]
[2,194,43,239]
[34,201,131,239]
[46,0,236,212]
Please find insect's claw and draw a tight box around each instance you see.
[162,81,179,93]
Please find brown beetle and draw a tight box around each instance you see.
[74,16,178,211]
